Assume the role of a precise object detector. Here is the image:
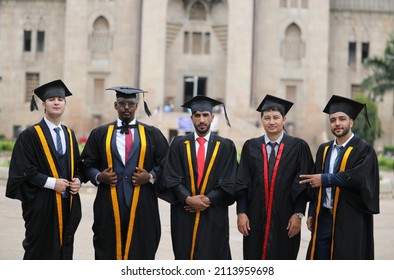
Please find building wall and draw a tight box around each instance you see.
[0,0,66,136]
[253,0,330,151]
[0,0,393,153]
[328,0,394,149]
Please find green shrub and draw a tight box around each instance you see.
[384,146,394,155]
[378,155,394,171]
[0,140,15,152]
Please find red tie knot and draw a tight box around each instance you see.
[197,137,206,145]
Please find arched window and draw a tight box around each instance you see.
[189,1,207,21]
[283,23,303,62]
[89,16,111,59]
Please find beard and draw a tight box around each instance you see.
[332,126,351,138]
[194,123,211,136]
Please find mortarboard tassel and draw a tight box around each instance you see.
[222,104,231,127]
[30,95,39,112]
[363,104,371,128]
[142,92,152,117]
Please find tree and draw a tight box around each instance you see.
[352,95,381,146]
[362,35,394,98]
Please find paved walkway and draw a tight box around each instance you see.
[0,168,393,260]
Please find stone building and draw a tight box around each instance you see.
[0,0,393,154]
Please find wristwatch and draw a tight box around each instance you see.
[149,173,156,184]
[295,213,304,219]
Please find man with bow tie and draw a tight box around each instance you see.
[80,86,168,260]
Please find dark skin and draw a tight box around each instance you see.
[184,110,214,213]
[97,96,152,186]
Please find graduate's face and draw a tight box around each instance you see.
[329,112,353,138]
[191,111,214,137]
[43,96,66,118]
[261,109,285,138]
[114,97,138,123]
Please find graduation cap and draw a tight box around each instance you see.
[323,95,370,127]
[256,94,293,116]
[30,79,72,111]
[181,95,231,127]
[106,86,151,117]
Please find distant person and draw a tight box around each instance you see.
[162,96,237,259]
[80,86,169,259]
[300,95,380,259]
[6,79,82,259]
[236,94,314,259]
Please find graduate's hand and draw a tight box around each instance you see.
[132,167,150,185]
[184,195,210,212]
[201,195,211,206]
[69,178,81,195]
[299,174,322,188]
[98,167,118,186]
[307,216,314,231]
[54,178,71,196]
[237,213,250,236]
[287,214,301,238]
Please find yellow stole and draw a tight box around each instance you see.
[105,124,147,260]
[34,125,75,247]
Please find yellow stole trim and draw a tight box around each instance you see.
[67,127,74,207]
[123,124,146,259]
[329,146,353,259]
[34,125,75,247]
[185,141,197,196]
[185,140,221,260]
[309,145,329,260]
[104,125,123,259]
[105,124,147,259]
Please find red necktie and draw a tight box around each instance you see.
[125,127,133,162]
[197,137,206,188]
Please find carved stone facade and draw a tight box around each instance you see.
[1,0,393,152]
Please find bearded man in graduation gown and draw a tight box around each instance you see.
[6,80,82,259]
[236,95,314,260]
[162,96,237,260]
[300,95,380,260]
[79,87,169,260]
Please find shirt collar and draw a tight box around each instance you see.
[117,118,136,126]
[44,117,62,131]
[334,133,354,148]
[195,131,211,142]
[264,132,284,145]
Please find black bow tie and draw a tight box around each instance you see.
[117,122,137,134]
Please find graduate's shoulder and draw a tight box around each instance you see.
[137,121,164,133]
[349,135,375,154]
[241,135,264,147]
[16,122,44,140]
[316,140,334,150]
[89,122,115,134]
[211,133,235,144]
[209,134,236,151]
[283,134,311,147]
[169,133,191,145]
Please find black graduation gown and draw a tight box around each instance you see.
[236,134,313,260]
[6,119,82,260]
[306,136,380,260]
[162,132,237,260]
[79,121,169,260]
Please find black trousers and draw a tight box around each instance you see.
[314,207,333,260]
